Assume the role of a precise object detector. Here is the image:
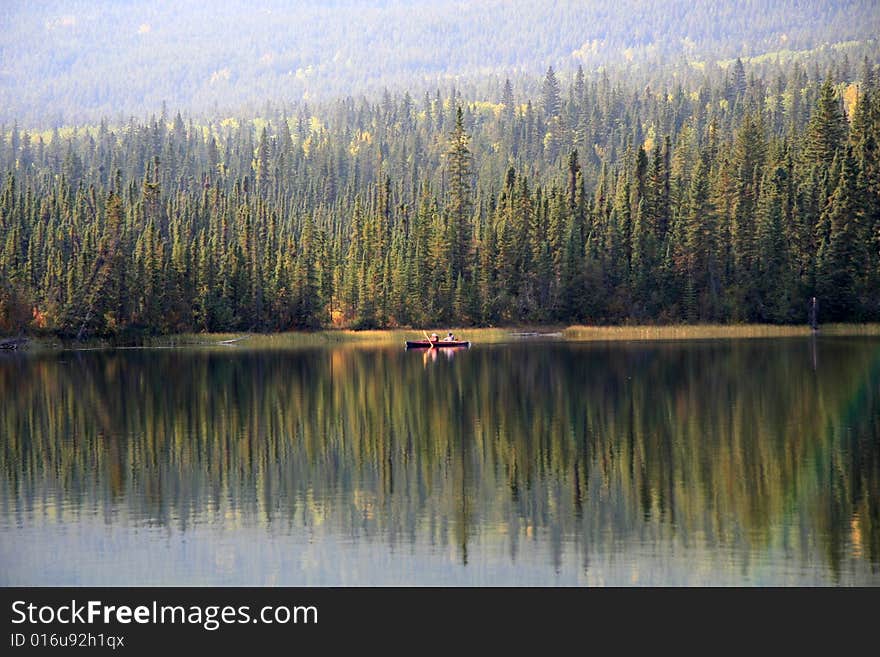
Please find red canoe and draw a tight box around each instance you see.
[405,340,471,349]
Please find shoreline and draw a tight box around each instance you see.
[4,323,880,353]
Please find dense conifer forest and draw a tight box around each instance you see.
[1,28,879,335]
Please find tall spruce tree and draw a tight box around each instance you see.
[446,107,473,283]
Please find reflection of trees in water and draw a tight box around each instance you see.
[1,339,878,576]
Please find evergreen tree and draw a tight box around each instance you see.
[816,149,863,320]
[804,76,847,170]
[542,66,562,119]
[446,107,474,283]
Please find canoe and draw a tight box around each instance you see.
[405,340,471,349]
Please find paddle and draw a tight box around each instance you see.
[423,330,434,349]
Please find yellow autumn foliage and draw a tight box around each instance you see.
[843,83,860,119]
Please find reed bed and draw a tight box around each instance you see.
[563,323,880,341]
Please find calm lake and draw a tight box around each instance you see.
[1,336,879,585]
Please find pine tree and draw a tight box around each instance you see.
[755,163,792,321]
[501,79,515,125]
[446,107,473,283]
[804,76,847,170]
[542,66,562,119]
[684,156,714,321]
[816,149,864,320]
[256,127,271,196]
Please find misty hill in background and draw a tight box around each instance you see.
[2,0,879,126]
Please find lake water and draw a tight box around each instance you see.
[1,337,878,585]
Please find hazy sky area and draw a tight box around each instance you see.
[1,1,878,125]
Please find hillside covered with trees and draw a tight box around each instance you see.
[2,0,879,126]
[1,1,880,336]
[1,51,879,336]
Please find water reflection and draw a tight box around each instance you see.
[1,338,878,585]
[420,345,468,366]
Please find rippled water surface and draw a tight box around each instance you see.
[1,337,878,585]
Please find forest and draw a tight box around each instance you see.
[3,1,878,126]
[1,49,879,336]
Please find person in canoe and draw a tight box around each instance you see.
[407,331,469,349]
